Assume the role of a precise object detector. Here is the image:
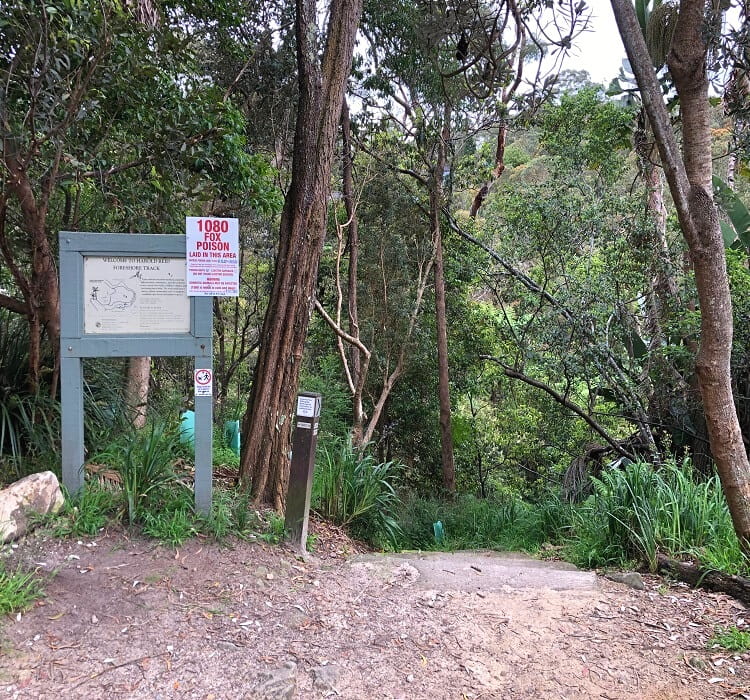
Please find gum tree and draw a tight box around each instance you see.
[610,0,750,548]
[238,0,364,509]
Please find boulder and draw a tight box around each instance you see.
[0,471,64,543]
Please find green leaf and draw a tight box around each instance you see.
[629,329,649,360]
[721,220,737,248]
[713,176,750,251]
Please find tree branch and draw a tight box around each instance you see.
[313,298,371,358]
[0,293,30,316]
[482,356,635,460]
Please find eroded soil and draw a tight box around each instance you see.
[1,522,750,699]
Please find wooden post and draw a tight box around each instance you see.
[285,392,321,551]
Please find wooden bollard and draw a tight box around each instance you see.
[284,392,321,551]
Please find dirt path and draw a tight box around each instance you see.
[1,526,749,699]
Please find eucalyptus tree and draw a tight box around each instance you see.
[0,0,277,397]
[238,0,364,509]
[610,0,750,548]
[320,0,587,492]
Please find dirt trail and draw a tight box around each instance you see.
[1,526,749,699]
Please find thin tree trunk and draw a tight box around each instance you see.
[340,98,365,445]
[125,356,151,429]
[611,0,750,549]
[469,124,506,219]
[239,0,363,510]
[3,148,61,395]
[432,106,455,494]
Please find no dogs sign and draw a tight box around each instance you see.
[186,217,239,296]
[194,368,213,397]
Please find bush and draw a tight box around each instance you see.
[395,493,559,553]
[96,421,180,524]
[313,438,402,547]
[567,459,746,573]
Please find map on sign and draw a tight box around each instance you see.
[90,280,136,312]
[83,256,190,334]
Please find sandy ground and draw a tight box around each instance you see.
[1,524,750,699]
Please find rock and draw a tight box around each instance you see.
[605,571,645,591]
[0,471,64,543]
[251,661,297,699]
[311,664,341,693]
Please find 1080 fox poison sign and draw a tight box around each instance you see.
[186,217,240,296]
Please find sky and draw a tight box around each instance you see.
[566,3,627,87]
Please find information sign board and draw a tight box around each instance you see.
[185,217,239,296]
[83,256,190,334]
[60,232,214,516]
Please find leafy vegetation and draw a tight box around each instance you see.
[96,422,181,525]
[0,566,44,615]
[708,627,750,652]
[313,439,403,547]
[50,485,121,538]
[393,458,748,577]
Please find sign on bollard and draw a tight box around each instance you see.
[285,392,322,551]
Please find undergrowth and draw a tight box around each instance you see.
[312,438,403,548]
[708,626,750,652]
[0,566,45,615]
[394,459,748,576]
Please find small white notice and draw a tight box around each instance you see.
[194,368,213,397]
[296,395,321,418]
[186,217,240,296]
[297,396,316,417]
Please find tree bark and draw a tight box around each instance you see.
[432,106,455,494]
[2,149,61,395]
[239,0,363,510]
[611,0,750,550]
[125,356,151,429]
[469,124,506,219]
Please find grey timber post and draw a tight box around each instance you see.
[193,355,213,514]
[285,392,322,551]
[59,232,213,513]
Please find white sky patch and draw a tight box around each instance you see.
[565,3,626,87]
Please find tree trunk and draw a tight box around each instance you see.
[611,0,750,549]
[340,99,366,446]
[2,148,61,396]
[239,0,363,510]
[125,356,151,429]
[469,124,506,219]
[432,107,455,494]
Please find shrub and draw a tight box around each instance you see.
[313,438,402,547]
[394,492,559,553]
[97,421,180,524]
[567,459,746,573]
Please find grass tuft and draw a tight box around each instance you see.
[708,626,750,652]
[0,566,44,615]
[313,438,402,547]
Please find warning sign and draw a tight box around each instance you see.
[194,368,213,397]
[186,217,240,296]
